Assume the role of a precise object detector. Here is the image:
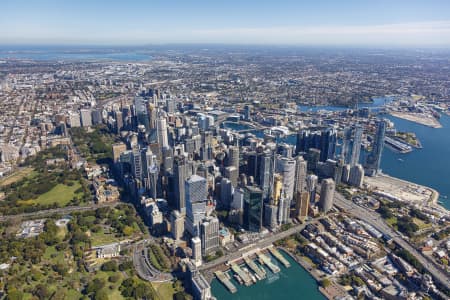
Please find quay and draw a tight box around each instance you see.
[269,247,291,268]
[244,256,266,279]
[231,263,253,286]
[257,252,280,274]
[214,270,237,293]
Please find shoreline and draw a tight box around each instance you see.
[388,111,442,128]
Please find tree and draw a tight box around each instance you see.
[101,260,118,272]
[321,278,331,288]
[33,284,50,300]
[94,289,109,300]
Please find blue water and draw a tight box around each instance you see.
[211,250,325,300]
[381,114,450,208]
[0,47,152,61]
[224,98,450,209]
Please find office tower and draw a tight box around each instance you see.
[224,166,238,187]
[334,159,344,185]
[278,193,290,224]
[112,143,127,163]
[272,174,283,205]
[307,148,321,171]
[231,188,244,210]
[320,128,337,162]
[114,110,123,133]
[91,109,102,125]
[350,125,363,166]
[147,103,157,130]
[295,191,310,221]
[319,178,335,213]
[294,156,307,195]
[131,147,142,179]
[365,120,386,176]
[243,186,263,232]
[69,112,81,128]
[264,204,279,230]
[144,149,159,200]
[156,117,169,148]
[200,216,219,256]
[296,129,321,155]
[191,236,202,267]
[259,151,274,202]
[173,156,189,213]
[166,97,175,114]
[306,175,318,205]
[276,156,296,201]
[80,109,92,127]
[342,164,351,183]
[246,151,260,184]
[244,105,251,121]
[135,96,150,132]
[171,210,184,240]
[219,178,233,209]
[341,127,352,164]
[278,143,293,158]
[227,146,240,169]
[162,146,174,173]
[185,175,208,236]
[349,164,364,187]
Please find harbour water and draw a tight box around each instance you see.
[211,250,325,300]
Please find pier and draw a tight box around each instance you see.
[214,270,237,293]
[231,263,253,286]
[257,252,280,274]
[244,256,266,279]
[269,248,291,268]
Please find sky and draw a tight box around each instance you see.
[1,0,450,47]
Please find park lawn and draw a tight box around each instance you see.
[32,181,82,206]
[413,218,432,230]
[0,167,34,187]
[152,282,176,300]
[90,228,122,247]
[385,217,397,226]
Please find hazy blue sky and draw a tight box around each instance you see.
[1,0,450,46]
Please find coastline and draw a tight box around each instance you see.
[278,248,344,300]
[388,111,442,128]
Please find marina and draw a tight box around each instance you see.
[257,252,281,274]
[244,256,266,280]
[269,247,291,268]
[214,270,237,294]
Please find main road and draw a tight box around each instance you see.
[333,192,450,291]
[199,218,320,271]
[0,201,120,221]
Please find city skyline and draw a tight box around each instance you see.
[2,0,450,46]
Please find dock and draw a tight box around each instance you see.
[215,270,237,293]
[244,257,266,279]
[257,253,280,274]
[269,248,291,268]
[231,263,253,286]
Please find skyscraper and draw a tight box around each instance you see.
[306,174,318,205]
[157,117,169,148]
[173,156,190,212]
[295,191,310,221]
[349,164,364,187]
[185,174,208,236]
[227,146,240,170]
[365,120,386,176]
[319,178,335,213]
[275,156,296,202]
[350,125,363,166]
[341,127,352,164]
[80,109,92,127]
[294,156,307,195]
[135,96,150,132]
[200,216,219,256]
[243,186,263,232]
[320,128,337,162]
[191,236,202,267]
